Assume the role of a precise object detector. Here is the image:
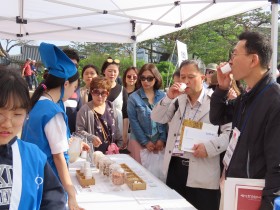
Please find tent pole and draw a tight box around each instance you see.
[270,0,279,78]
[133,41,137,67]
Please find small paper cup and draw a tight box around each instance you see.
[179,83,187,92]
[220,63,231,74]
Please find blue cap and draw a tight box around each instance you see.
[39,42,77,79]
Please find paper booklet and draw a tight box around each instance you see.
[179,119,219,152]
[224,177,265,210]
[235,185,263,210]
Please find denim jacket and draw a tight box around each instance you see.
[127,87,167,145]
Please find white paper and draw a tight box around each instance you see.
[180,125,218,152]
[201,123,219,133]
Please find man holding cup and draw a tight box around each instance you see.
[210,31,280,209]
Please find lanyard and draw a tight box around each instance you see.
[236,82,275,133]
[176,93,205,136]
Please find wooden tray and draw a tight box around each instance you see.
[120,163,146,191]
[76,170,95,187]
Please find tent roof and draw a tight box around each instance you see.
[0,0,270,43]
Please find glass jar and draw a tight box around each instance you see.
[98,156,109,175]
[112,168,125,186]
[103,159,115,177]
[93,151,105,169]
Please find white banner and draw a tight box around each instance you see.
[176,40,188,66]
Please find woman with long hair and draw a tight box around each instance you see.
[101,57,129,149]
[127,63,167,163]
[122,66,138,96]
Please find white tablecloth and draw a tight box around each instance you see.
[69,154,196,210]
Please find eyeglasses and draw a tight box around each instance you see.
[230,52,251,60]
[126,75,137,80]
[107,58,120,64]
[91,89,109,97]
[0,113,26,126]
[140,76,155,82]
[206,70,215,75]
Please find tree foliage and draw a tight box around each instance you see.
[138,8,273,65]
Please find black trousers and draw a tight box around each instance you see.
[25,75,33,90]
[166,156,220,210]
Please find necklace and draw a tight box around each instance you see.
[93,110,110,143]
[44,92,54,102]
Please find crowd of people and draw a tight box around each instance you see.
[0,30,279,210]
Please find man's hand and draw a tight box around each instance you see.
[167,82,185,99]
[192,143,208,158]
[217,63,232,90]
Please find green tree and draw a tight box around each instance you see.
[156,61,176,88]
[138,8,273,64]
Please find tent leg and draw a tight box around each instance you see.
[132,42,137,67]
[271,1,278,78]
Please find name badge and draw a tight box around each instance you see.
[223,127,240,169]
[172,137,184,156]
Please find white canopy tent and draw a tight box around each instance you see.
[0,0,277,70]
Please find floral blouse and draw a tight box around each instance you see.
[93,101,116,153]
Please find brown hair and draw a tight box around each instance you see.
[122,66,138,88]
[136,63,162,90]
[90,76,112,93]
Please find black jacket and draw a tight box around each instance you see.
[210,72,280,210]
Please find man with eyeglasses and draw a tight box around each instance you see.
[151,60,231,210]
[210,31,280,209]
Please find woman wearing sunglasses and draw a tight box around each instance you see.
[127,63,167,164]
[122,66,138,96]
[76,76,122,154]
[101,57,129,149]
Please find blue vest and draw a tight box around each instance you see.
[10,139,46,210]
[22,100,69,178]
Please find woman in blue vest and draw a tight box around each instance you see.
[22,43,84,210]
[0,67,66,209]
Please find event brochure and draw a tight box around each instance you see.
[235,185,263,210]
[179,119,219,152]
[224,177,265,210]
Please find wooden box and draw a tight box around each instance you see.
[120,164,146,191]
[76,170,95,187]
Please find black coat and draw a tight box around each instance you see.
[210,72,280,210]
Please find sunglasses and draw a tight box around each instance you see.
[126,75,137,80]
[140,76,155,82]
[206,70,215,75]
[107,58,120,64]
[91,89,109,97]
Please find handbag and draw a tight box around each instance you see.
[140,149,165,182]
[106,143,120,155]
